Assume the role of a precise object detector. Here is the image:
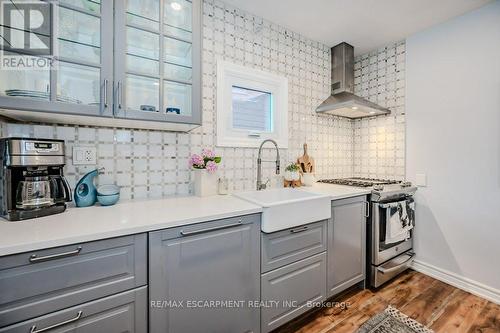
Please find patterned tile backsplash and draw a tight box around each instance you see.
[0,0,405,200]
[353,41,406,180]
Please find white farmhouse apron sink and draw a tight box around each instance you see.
[234,188,331,233]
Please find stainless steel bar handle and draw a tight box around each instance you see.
[117,81,123,109]
[29,246,82,263]
[180,220,243,236]
[377,253,415,274]
[30,311,83,333]
[379,199,408,209]
[290,226,308,233]
[103,79,108,108]
[364,201,370,217]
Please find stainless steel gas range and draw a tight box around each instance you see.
[318,177,417,288]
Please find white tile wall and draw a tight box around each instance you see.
[0,1,406,200]
[201,0,354,190]
[353,41,406,180]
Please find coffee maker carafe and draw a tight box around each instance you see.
[0,138,72,221]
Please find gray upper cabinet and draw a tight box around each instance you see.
[327,196,367,298]
[149,214,261,333]
[113,0,201,125]
[0,0,201,130]
[0,1,114,117]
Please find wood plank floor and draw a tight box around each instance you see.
[274,270,500,333]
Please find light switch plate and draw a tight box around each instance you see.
[416,173,427,187]
[73,146,97,165]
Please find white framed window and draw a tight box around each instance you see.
[216,60,288,148]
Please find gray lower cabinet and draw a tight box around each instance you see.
[327,196,367,297]
[0,234,147,327]
[149,214,261,333]
[261,252,327,333]
[0,287,147,333]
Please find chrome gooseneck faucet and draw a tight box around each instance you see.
[256,139,280,190]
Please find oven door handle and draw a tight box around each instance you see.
[378,198,413,209]
[377,253,415,274]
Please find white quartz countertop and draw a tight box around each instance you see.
[0,195,262,257]
[300,183,371,200]
[0,184,370,257]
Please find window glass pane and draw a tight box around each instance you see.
[127,55,159,76]
[59,7,100,46]
[127,27,159,60]
[126,0,159,31]
[59,40,100,65]
[163,37,192,67]
[232,86,272,132]
[58,62,100,104]
[0,0,50,54]
[163,80,191,116]
[126,74,159,112]
[164,63,192,82]
[163,0,192,41]
[0,67,50,101]
[1,28,50,55]
[59,0,100,13]
[163,25,192,42]
[126,27,160,75]
[58,7,100,64]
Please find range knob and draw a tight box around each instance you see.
[373,185,384,191]
[401,182,412,188]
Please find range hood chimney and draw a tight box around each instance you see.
[316,42,390,119]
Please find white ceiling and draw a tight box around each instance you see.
[222,0,492,55]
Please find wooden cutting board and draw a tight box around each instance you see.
[297,143,314,173]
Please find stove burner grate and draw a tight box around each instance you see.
[317,177,401,187]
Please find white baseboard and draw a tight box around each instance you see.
[411,260,500,305]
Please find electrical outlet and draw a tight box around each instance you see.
[73,146,97,165]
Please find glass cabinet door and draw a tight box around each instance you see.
[0,0,113,116]
[114,0,201,124]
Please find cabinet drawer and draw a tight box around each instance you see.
[261,220,327,273]
[156,213,261,240]
[0,234,147,327]
[0,286,147,333]
[261,252,327,333]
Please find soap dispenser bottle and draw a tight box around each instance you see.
[74,168,102,207]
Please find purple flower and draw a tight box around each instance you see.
[189,154,204,168]
[202,148,215,159]
[206,160,218,173]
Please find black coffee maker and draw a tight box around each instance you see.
[0,138,72,221]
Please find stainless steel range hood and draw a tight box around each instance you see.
[316,42,390,119]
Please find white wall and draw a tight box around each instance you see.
[406,0,500,297]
